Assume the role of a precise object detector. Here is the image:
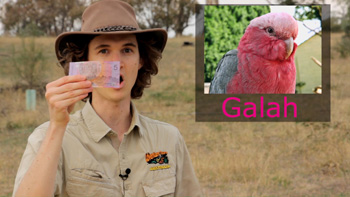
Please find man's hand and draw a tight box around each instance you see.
[45,75,93,127]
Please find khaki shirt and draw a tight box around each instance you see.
[13,101,201,196]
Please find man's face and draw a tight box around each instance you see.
[88,34,142,103]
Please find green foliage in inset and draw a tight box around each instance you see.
[295,5,322,21]
[204,6,270,82]
[295,81,306,94]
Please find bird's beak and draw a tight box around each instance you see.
[284,37,294,59]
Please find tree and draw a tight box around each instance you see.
[277,0,323,23]
[335,0,350,57]
[125,0,196,36]
[172,0,196,36]
[125,0,164,29]
[1,0,86,36]
[204,6,270,82]
[340,0,350,37]
[294,5,323,37]
[295,5,321,21]
[1,0,35,35]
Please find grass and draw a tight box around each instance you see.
[0,33,350,196]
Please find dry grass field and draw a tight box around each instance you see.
[0,33,349,196]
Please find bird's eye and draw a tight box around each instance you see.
[266,27,275,35]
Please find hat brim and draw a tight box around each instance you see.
[55,28,167,66]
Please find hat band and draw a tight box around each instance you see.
[94,25,137,32]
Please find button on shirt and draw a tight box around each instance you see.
[13,101,201,196]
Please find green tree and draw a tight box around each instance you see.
[204,5,270,82]
[294,5,322,37]
[278,0,324,32]
[295,5,322,21]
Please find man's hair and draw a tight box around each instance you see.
[58,34,162,101]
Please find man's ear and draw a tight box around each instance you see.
[138,58,144,70]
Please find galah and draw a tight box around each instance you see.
[209,12,298,94]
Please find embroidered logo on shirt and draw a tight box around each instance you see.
[150,165,171,171]
[145,151,169,164]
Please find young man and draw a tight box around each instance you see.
[13,0,201,196]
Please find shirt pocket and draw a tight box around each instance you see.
[66,168,117,197]
[142,174,176,197]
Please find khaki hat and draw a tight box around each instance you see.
[55,0,167,64]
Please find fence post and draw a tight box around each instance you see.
[26,89,36,110]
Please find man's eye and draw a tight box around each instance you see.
[99,49,108,54]
[123,48,133,53]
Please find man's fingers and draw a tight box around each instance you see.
[46,80,92,98]
[46,75,87,89]
[55,80,92,94]
[45,75,91,126]
[49,88,92,104]
[49,94,89,112]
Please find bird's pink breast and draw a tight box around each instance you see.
[226,48,296,94]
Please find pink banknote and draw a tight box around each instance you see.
[69,61,120,88]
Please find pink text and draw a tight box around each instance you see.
[222,96,297,118]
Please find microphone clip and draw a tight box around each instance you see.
[119,168,131,181]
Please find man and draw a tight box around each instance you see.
[13,0,201,196]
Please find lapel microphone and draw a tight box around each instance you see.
[119,168,131,180]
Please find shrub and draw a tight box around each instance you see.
[8,38,48,88]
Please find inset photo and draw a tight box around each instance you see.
[204,5,322,94]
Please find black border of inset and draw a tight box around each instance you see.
[195,4,330,122]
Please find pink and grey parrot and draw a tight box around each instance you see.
[209,12,298,94]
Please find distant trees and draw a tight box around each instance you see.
[125,0,196,36]
[334,0,350,57]
[1,0,86,36]
[204,6,270,82]
[1,0,196,37]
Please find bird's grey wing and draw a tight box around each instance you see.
[209,49,239,94]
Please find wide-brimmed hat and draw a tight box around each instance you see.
[55,0,167,65]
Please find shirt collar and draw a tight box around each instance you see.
[81,100,143,143]
[126,102,144,137]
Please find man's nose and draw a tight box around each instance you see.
[110,52,121,61]
[108,52,124,69]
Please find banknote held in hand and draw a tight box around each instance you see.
[69,61,120,88]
